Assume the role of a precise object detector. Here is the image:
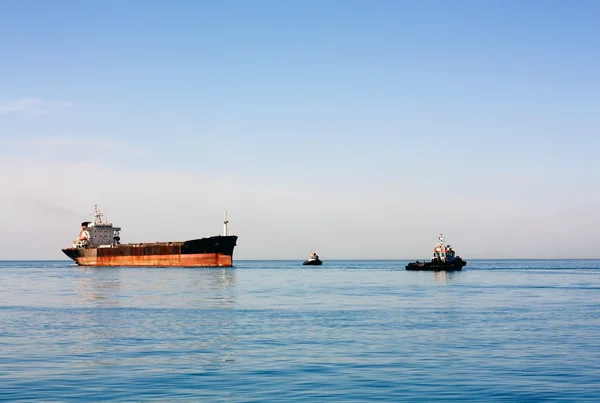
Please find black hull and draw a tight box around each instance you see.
[406,258,466,271]
[303,259,323,266]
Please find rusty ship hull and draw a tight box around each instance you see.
[62,235,238,267]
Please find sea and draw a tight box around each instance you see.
[1,259,599,402]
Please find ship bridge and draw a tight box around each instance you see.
[75,205,121,248]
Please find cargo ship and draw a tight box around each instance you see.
[405,234,466,271]
[62,205,237,267]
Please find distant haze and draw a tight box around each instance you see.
[1,1,599,259]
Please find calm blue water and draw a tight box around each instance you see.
[1,260,600,402]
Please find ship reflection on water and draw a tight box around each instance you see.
[74,267,238,369]
[76,267,237,309]
[77,268,122,307]
[433,270,458,284]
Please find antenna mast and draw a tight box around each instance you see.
[92,204,103,225]
[223,211,229,236]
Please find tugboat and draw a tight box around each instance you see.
[303,251,323,266]
[406,234,466,271]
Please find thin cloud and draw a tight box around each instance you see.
[1,135,153,162]
[0,98,71,117]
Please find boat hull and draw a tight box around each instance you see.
[303,259,323,266]
[62,235,237,267]
[405,258,466,271]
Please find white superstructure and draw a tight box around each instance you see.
[308,252,319,262]
[73,205,121,248]
[430,234,457,263]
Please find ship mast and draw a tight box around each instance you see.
[92,204,103,225]
[223,211,229,236]
[438,234,446,262]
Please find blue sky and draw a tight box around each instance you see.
[1,0,599,259]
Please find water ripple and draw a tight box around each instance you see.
[1,260,600,401]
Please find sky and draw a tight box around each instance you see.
[1,0,599,260]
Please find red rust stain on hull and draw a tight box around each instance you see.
[75,253,233,267]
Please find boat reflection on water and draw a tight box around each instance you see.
[73,267,238,369]
[77,267,122,307]
[433,269,458,284]
[76,267,237,309]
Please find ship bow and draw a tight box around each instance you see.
[62,248,78,262]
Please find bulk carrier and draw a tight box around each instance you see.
[62,205,237,267]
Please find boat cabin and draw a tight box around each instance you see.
[431,235,456,263]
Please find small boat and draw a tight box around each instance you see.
[406,234,466,271]
[303,252,323,266]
